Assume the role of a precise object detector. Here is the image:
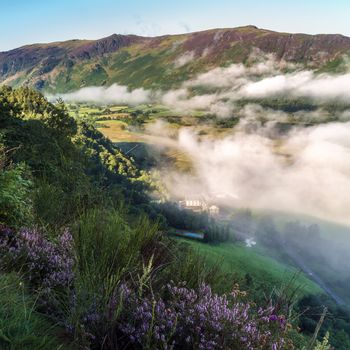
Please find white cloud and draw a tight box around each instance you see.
[158,122,350,226]
[185,64,247,88]
[174,51,195,67]
[50,84,151,105]
[239,71,312,98]
[239,71,350,100]
[161,88,217,111]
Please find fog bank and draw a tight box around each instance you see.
[51,84,151,105]
[155,121,350,227]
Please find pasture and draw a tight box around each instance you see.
[177,238,322,299]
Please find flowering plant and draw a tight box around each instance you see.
[113,282,291,350]
[0,225,74,289]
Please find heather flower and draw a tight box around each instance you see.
[0,225,293,349]
[114,282,291,350]
[0,225,74,289]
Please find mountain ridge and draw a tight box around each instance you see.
[1,25,350,92]
[4,25,350,52]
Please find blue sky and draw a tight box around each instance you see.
[1,0,350,51]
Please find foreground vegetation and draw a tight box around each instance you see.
[180,239,350,349]
[0,86,346,349]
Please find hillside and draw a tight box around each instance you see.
[2,85,324,349]
[1,25,350,92]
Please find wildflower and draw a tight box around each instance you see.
[0,225,74,289]
[114,282,290,349]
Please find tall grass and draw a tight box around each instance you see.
[159,240,228,293]
[0,273,64,350]
[54,207,162,347]
[73,207,161,286]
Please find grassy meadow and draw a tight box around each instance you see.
[177,238,322,299]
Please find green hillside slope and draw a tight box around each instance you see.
[178,239,322,299]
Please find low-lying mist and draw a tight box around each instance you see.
[50,84,151,105]
[150,120,350,228]
[51,52,350,118]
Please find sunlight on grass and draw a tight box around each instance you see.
[96,120,142,142]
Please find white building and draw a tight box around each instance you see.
[178,199,207,213]
[209,205,220,216]
[178,199,220,216]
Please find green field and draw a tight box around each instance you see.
[178,238,322,299]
